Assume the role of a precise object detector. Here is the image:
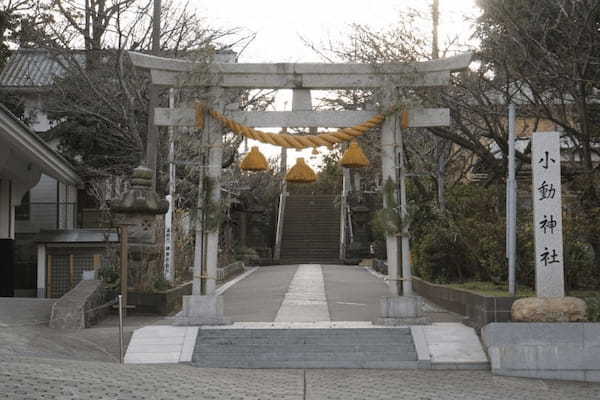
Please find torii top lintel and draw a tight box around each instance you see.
[128,52,472,90]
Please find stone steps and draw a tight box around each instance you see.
[192,327,418,369]
[280,194,341,262]
[279,260,342,265]
[280,244,339,251]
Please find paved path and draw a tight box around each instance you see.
[2,265,599,398]
[223,264,464,323]
[222,265,297,322]
[275,264,330,322]
[1,356,599,399]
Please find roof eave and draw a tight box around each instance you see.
[0,103,82,187]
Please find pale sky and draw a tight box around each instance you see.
[193,0,480,63]
[190,0,481,167]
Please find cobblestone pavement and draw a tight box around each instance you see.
[1,356,599,400]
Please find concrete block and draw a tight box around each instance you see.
[489,346,530,371]
[410,326,431,365]
[133,326,187,338]
[124,352,181,364]
[482,323,585,346]
[380,295,423,318]
[584,370,600,383]
[130,337,186,345]
[582,345,600,369]
[536,344,584,370]
[179,327,199,362]
[483,322,600,383]
[126,344,183,353]
[584,324,600,345]
[175,295,230,326]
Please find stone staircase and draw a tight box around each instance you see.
[279,194,341,264]
[191,327,419,368]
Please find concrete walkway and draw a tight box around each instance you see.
[223,264,464,323]
[275,264,330,322]
[124,264,487,368]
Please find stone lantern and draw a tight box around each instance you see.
[110,166,168,295]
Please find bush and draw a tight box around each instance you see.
[412,184,512,284]
[235,246,260,264]
[372,181,598,291]
[414,226,476,283]
[586,296,600,322]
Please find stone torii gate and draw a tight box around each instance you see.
[128,51,471,324]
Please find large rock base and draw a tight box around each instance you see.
[174,295,231,326]
[511,297,587,322]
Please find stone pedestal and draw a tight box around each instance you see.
[174,295,230,326]
[377,296,430,325]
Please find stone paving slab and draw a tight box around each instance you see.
[2,357,600,399]
[275,264,330,322]
[0,357,304,400]
[0,298,55,326]
[124,326,198,364]
[323,264,390,321]
[424,322,489,369]
[223,265,298,322]
[304,369,600,400]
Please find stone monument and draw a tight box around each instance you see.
[110,166,169,292]
[511,132,586,322]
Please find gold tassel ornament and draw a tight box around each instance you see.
[240,146,268,171]
[285,158,317,183]
[340,141,369,168]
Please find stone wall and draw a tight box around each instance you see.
[49,280,110,329]
[482,322,600,382]
[412,278,517,328]
[128,281,192,315]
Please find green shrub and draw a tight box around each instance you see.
[152,276,171,292]
[413,226,476,283]
[98,263,119,289]
[586,296,600,322]
[373,181,598,291]
[234,246,260,264]
[412,184,511,284]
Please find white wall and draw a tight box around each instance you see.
[15,174,57,233]
[14,174,78,233]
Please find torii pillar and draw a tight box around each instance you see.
[176,89,230,326]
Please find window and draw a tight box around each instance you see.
[15,192,30,220]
